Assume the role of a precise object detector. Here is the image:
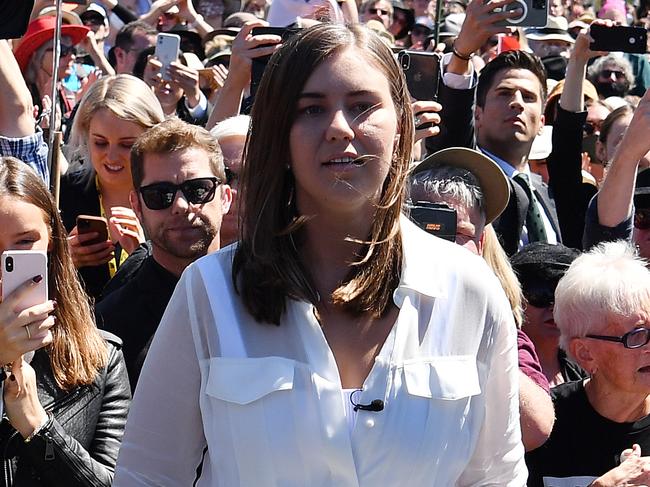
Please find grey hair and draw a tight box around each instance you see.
[555,240,650,352]
[210,115,251,141]
[24,35,73,86]
[587,54,635,90]
[408,164,487,222]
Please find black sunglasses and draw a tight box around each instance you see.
[139,177,221,210]
[587,327,650,349]
[523,283,555,308]
[47,44,76,56]
[635,208,650,230]
[369,7,390,14]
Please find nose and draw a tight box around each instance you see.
[509,91,525,111]
[325,109,355,142]
[170,189,190,215]
[106,143,122,164]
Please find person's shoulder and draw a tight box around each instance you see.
[550,379,585,404]
[99,329,124,349]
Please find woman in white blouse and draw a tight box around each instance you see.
[114,23,526,486]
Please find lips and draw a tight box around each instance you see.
[104,164,124,173]
[638,365,650,373]
[322,154,366,168]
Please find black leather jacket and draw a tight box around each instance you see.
[0,332,131,486]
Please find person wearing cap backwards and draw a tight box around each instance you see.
[13,16,89,129]
[409,147,556,451]
[525,241,650,487]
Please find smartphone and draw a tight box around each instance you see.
[1,250,48,310]
[249,27,300,103]
[398,50,441,102]
[155,33,181,81]
[590,24,647,54]
[408,202,457,241]
[493,0,548,28]
[76,215,109,246]
[0,0,33,39]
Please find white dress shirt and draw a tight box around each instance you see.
[113,216,526,487]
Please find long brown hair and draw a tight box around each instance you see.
[0,158,107,389]
[233,23,414,325]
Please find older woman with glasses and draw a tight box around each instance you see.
[526,240,650,487]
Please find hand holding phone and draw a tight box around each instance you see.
[69,216,114,269]
[155,33,181,81]
[590,24,647,54]
[0,250,55,366]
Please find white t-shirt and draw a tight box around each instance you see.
[113,215,526,486]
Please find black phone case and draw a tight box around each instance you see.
[590,24,647,54]
[398,51,442,102]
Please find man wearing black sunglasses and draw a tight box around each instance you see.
[96,118,231,390]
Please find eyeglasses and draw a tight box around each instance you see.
[523,283,555,308]
[369,7,390,14]
[586,327,650,349]
[635,208,650,230]
[600,69,625,79]
[139,177,222,210]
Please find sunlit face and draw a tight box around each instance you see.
[362,0,393,28]
[476,68,545,151]
[0,196,50,297]
[289,48,399,218]
[580,309,650,395]
[133,147,231,267]
[41,37,76,81]
[88,109,146,190]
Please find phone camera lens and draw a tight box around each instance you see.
[5,256,13,273]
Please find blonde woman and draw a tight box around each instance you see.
[62,74,165,299]
[0,157,130,486]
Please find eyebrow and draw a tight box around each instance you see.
[298,90,376,99]
[90,133,138,142]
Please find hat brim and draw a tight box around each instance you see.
[15,24,89,71]
[412,147,510,224]
[525,33,574,44]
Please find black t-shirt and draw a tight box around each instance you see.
[526,380,650,487]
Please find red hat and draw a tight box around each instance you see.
[13,16,89,72]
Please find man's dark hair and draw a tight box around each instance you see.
[115,20,157,51]
[476,50,548,108]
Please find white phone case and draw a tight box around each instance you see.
[1,250,48,311]
[155,33,181,81]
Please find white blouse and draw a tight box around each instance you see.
[113,216,526,486]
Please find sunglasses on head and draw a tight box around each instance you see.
[635,208,650,230]
[139,177,221,210]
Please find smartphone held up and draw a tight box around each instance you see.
[1,250,48,310]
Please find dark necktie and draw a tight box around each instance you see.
[513,173,548,243]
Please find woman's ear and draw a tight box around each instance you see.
[569,337,597,374]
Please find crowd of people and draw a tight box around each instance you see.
[0,0,649,485]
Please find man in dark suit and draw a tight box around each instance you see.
[425,0,562,254]
[95,118,232,390]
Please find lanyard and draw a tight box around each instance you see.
[95,176,129,278]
